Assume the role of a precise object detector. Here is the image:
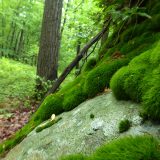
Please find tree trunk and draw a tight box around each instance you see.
[37,0,63,81]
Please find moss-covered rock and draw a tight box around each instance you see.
[84,58,128,98]
[111,41,160,120]
[33,93,64,121]
[83,58,97,72]
[63,82,87,111]
[118,119,131,133]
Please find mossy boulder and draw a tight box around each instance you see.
[111,41,160,120]
[84,58,128,98]
[33,93,64,121]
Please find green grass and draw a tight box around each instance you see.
[0,58,36,102]
[61,136,160,160]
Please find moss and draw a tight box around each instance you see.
[83,58,97,72]
[142,68,160,121]
[110,66,130,100]
[124,65,148,102]
[61,154,87,160]
[33,93,64,122]
[61,136,160,160]
[90,114,95,119]
[111,41,160,121]
[118,119,131,133]
[84,58,128,98]
[63,81,87,111]
[148,14,160,32]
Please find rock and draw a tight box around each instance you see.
[3,92,160,160]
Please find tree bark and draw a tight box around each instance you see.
[37,0,63,81]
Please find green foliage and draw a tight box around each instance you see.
[33,94,64,122]
[119,119,131,133]
[35,117,62,133]
[83,58,97,72]
[61,136,160,160]
[84,58,128,98]
[0,58,35,102]
[35,76,55,100]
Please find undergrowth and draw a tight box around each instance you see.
[0,58,36,102]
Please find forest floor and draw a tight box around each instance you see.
[0,58,37,142]
[0,99,38,143]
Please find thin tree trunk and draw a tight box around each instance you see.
[61,0,70,37]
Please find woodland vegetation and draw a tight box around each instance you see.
[0,0,160,159]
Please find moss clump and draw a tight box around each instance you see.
[33,93,64,122]
[142,68,160,121]
[124,65,148,102]
[84,58,128,98]
[83,58,97,72]
[110,66,130,100]
[63,82,87,111]
[111,41,160,121]
[118,119,131,133]
[61,136,160,160]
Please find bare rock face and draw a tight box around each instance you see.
[3,92,160,160]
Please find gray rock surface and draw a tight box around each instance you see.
[3,92,160,160]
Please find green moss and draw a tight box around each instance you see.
[61,154,87,160]
[110,66,130,100]
[63,81,87,111]
[118,119,131,133]
[111,41,160,120]
[84,58,128,98]
[61,136,160,160]
[148,14,160,31]
[124,65,148,102]
[83,58,97,72]
[142,67,160,121]
[33,93,64,121]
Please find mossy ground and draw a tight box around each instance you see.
[61,136,160,160]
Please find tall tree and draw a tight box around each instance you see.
[37,0,63,82]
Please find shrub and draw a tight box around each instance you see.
[110,66,130,100]
[83,58,97,72]
[33,93,64,121]
[84,59,128,98]
[118,119,131,133]
[63,82,87,111]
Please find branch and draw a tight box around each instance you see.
[48,17,112,95]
